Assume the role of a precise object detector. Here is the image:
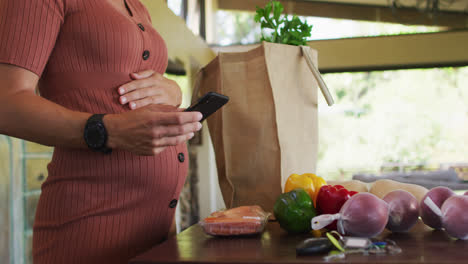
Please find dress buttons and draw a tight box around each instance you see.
[137,23,145,31]
[142,50,150,60]
[169,199,178,208]
[178,153,185,163]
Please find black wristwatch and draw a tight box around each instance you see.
[84,114,112,154]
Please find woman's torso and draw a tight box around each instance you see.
[32,1,188,262]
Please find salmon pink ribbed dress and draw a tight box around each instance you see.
[0,0,188,263]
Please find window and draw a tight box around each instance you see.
[213,10,443,46]
[318,67,468,180]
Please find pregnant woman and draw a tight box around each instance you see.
[0,0,202,263]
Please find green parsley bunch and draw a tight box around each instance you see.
[254,1,313,46]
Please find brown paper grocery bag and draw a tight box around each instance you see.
[194,42,333,212]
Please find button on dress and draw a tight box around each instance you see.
[0,0,187,263]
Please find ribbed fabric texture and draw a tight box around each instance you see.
[0,1,187,263]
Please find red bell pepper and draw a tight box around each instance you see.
[316,185,358,230]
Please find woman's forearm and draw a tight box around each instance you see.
[0,90,91,148]
[0,64,92,148]
[0,64,202,155]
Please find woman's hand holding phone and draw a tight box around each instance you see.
[184,92,229,122]
[104,104,202,156]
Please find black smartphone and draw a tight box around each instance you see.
[184,92,229,122]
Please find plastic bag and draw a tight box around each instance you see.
[424,195,468,240]
[200,205,270,236]
[312,193,389,237]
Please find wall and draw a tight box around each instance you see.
[0,136,11,262]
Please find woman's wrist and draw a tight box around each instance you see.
[103,114,120,149]
[169,79,183,107]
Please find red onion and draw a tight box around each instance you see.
[383,190,419,232]
[312,193,389,237]
[424,195,468,240]
[420,186,454,229]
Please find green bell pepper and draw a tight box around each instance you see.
[274,188,317,234]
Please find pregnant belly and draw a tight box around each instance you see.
[35,144,188,227]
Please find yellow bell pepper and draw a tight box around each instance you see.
[284,173,326,206]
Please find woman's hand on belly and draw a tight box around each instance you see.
[104,104,202,155]
[117,70,182,109]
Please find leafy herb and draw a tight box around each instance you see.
[254,1,313,46]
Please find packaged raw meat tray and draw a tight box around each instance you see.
[200,205,270,236]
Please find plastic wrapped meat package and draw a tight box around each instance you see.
[200,205,271,236]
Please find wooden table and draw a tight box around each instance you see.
[130,220,468,264]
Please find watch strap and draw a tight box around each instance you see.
[84,114,112,154]
[88,113,106,124]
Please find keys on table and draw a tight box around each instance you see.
[342,236,372,249]
[296,230,402,260]
[324,242,402,261]
[323,249,366,261]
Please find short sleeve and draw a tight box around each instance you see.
[0,0,65,77]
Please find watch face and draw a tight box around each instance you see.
[85,122,106,148]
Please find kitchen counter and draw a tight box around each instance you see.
[130,220,468,264]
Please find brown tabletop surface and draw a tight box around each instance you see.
[130,220,468,264]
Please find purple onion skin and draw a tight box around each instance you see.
[441,195,468,240]
[383,190,419,232]
[464,191,468,196]
[420,187,455,229]
[339,193,389,237]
